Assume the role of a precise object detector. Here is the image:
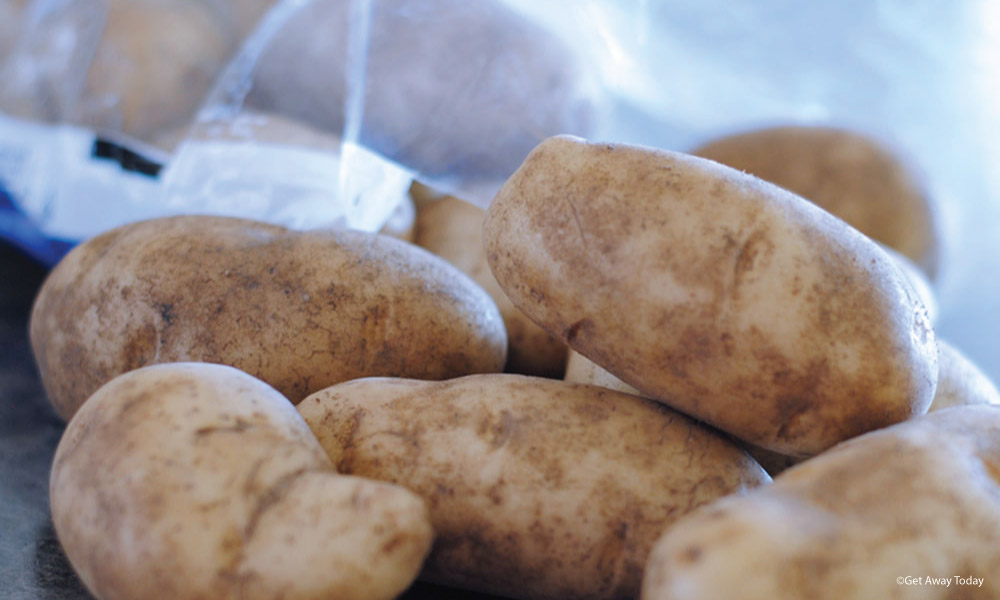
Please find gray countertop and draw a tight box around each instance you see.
[0,244,90,599]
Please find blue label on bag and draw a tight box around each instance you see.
[0,183,75,266]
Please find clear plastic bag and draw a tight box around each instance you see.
[1,0,998,378]
[173,0,604,208]
[0,0,240,141]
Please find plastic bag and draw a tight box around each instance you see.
[2,0,998,379]
[184,0,604,207]
[0,0,412,258]
[0,0,241,141]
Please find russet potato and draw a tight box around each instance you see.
[415,194,567,377]
[298,374,769,600]
[642,405,1000,600]
[30,215,506,420]
[485,135,937,456]
[50,362,433,600]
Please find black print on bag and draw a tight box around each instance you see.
[91,138,163,178]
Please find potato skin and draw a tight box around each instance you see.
[415,195,567,377]
[878,243,938,324]
[693,126,940,279]
[930,339,1000,410]
[30,215,506,420]
[485,135,937,456]
[50,363,433,600]
[298,374,769,600]
[642,405,1000,600]
[564,350,800,476]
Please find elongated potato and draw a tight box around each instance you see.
[298,374,769,600]
[50,362,433,600]
[30,215,506,420]
[930,339,1000,411]
[693,126,941,279]
[416,195,567,377]
[486,135,937,456]
[642,405,1000,600]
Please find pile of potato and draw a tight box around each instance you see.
[32,126,1000,600]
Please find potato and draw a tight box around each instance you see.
[30,215,506,421]
[642,405,1000,600]
[0,0,234,141]
[693,126,941,279]
[415,195,567,377]
[485,135,937,456]
[50,362,433,600]
[569,337,999,475]
[298,374,770,600]
[247,0,594,181]
[878,242,938,324]
[930,339,1000,411]
[78,0,236,141]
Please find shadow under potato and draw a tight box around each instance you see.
[32,521,92,600]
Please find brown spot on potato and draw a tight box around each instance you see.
[680,545,702,564]
[564,318,592,344]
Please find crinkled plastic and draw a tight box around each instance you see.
[181,0,604,207]
[1,0,998,379]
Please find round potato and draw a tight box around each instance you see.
[642,405,1000,600]
[930,339,1000,411]
[51,362,433,600]
[415,195,567,377]
[485,135,937,456]
[693,126,941,279]
[30,215,506,420]
[298,374,769,600]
